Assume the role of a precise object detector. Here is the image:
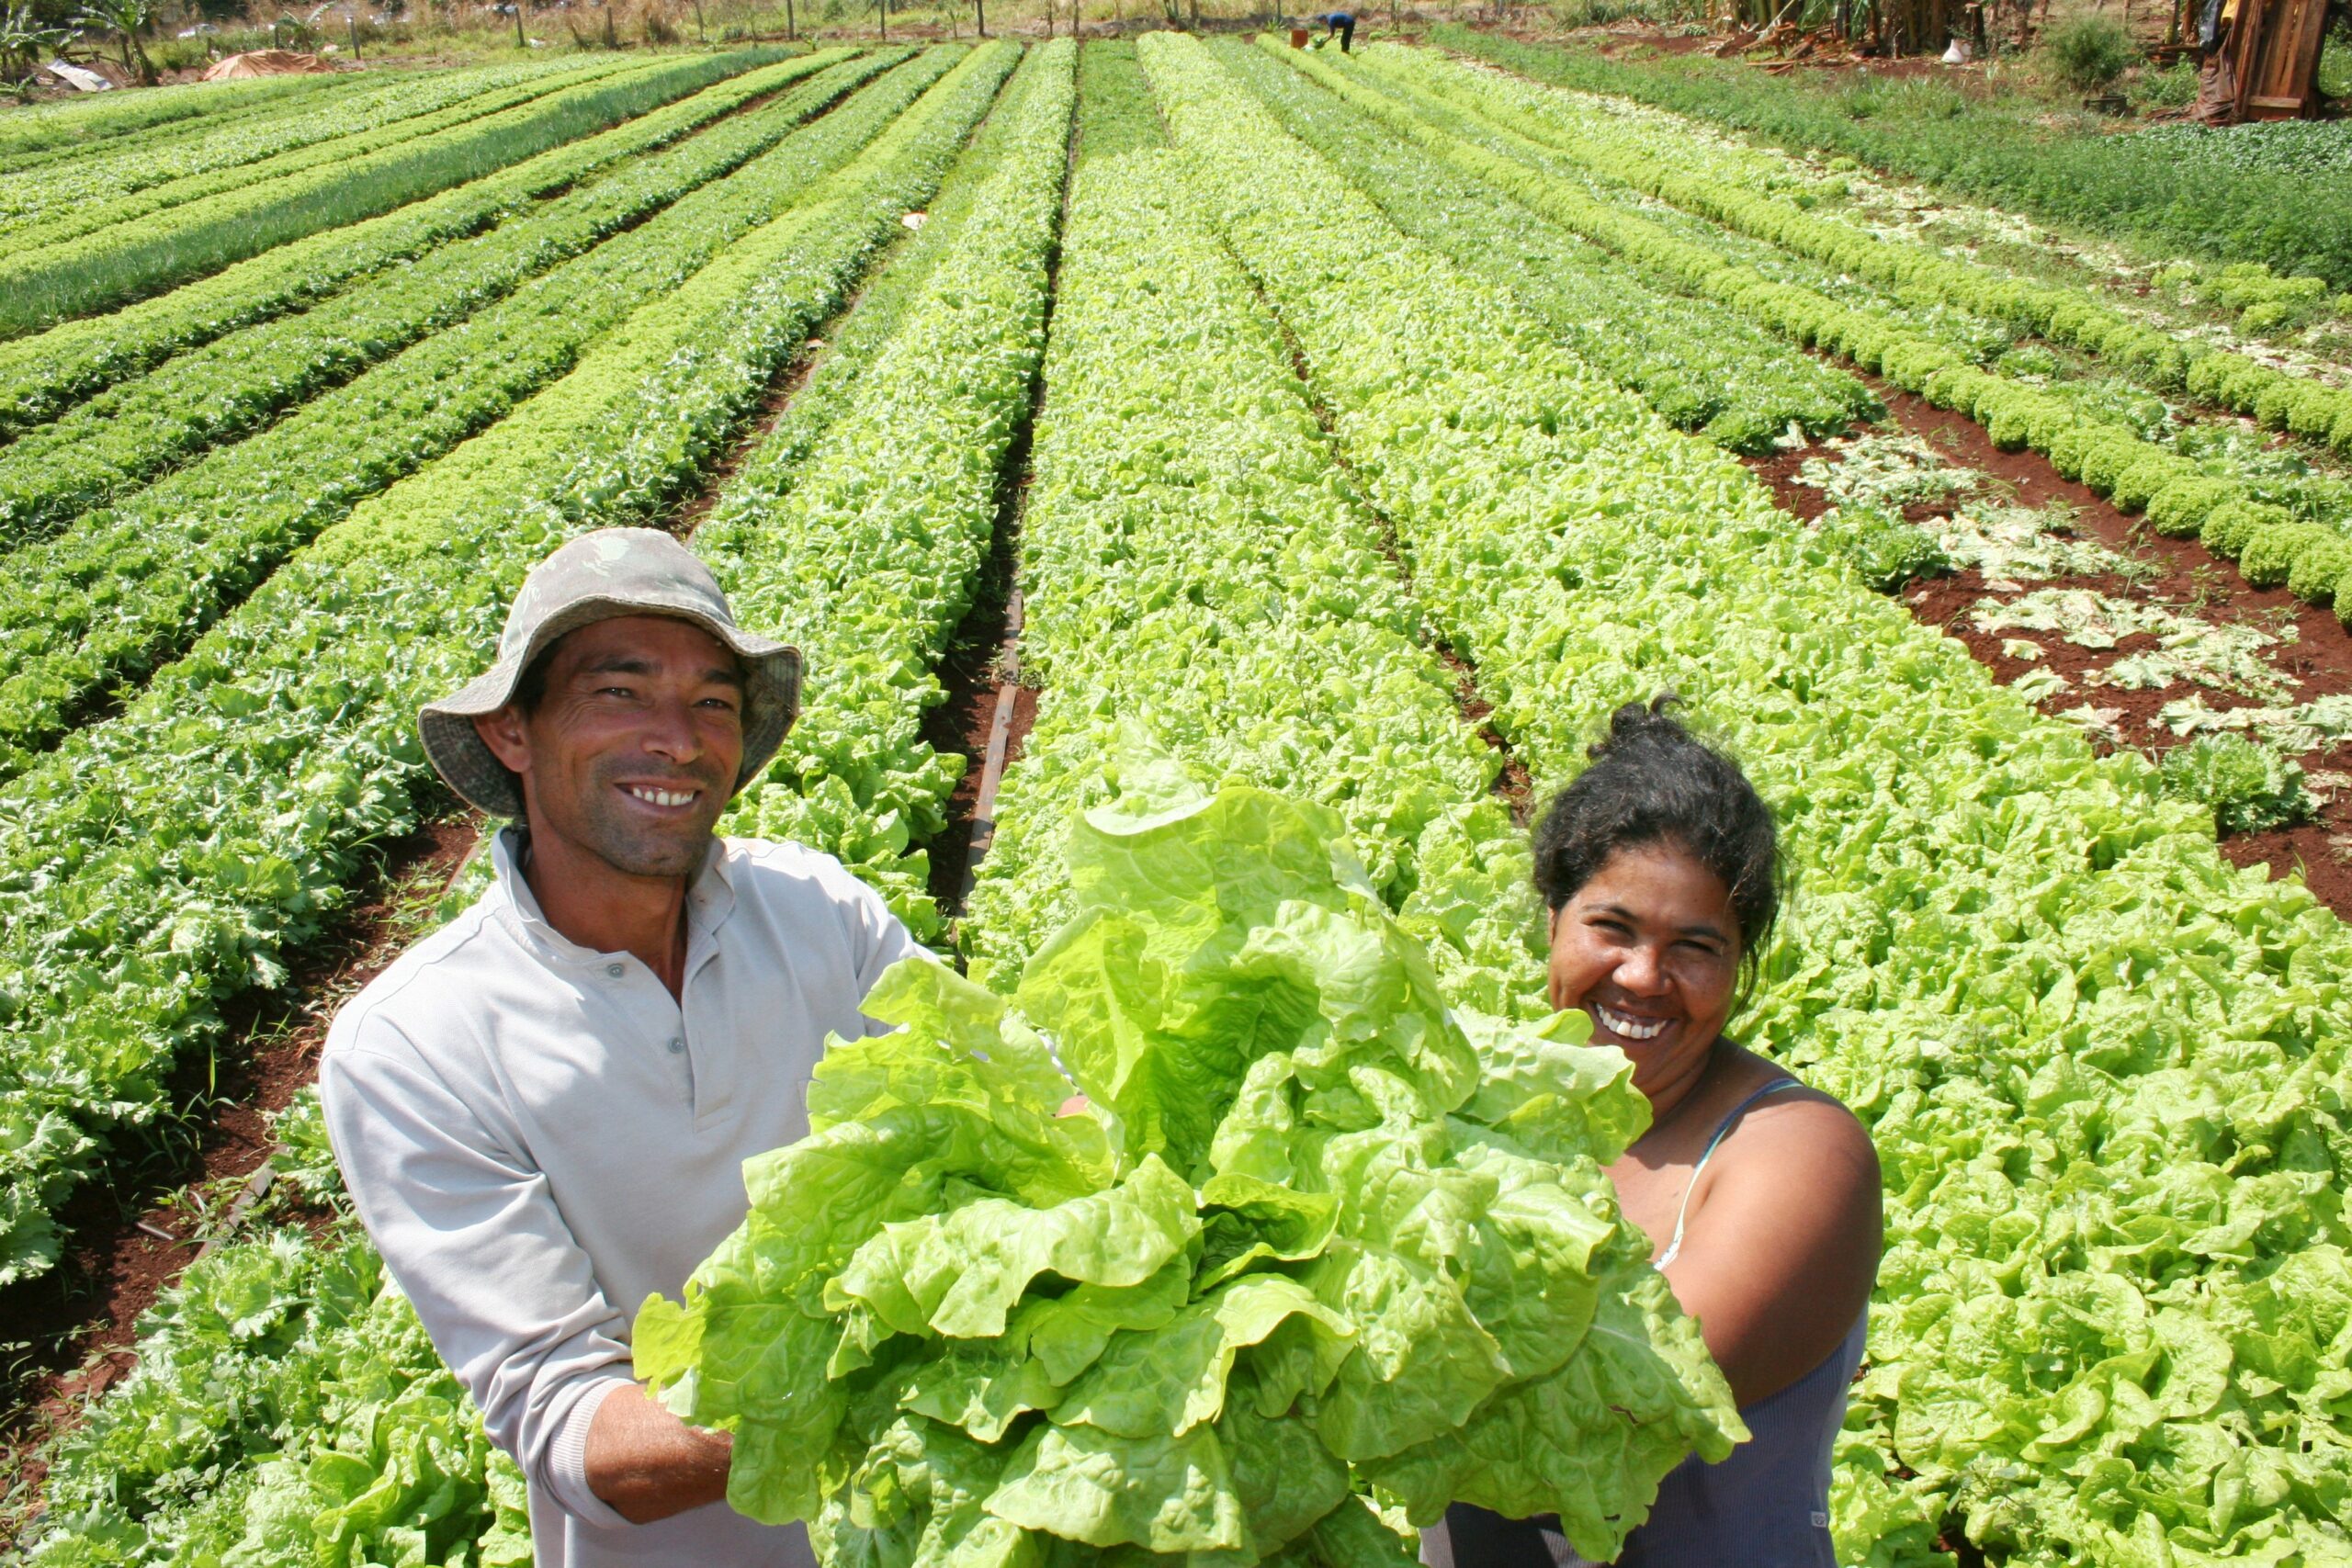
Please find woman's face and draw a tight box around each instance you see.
[1546,841,1744,1095]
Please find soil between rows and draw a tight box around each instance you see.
[1744,378,2352,921]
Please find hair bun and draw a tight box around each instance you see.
[1591,692,1687,761]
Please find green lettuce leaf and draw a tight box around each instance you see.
[638,783,1742,1562]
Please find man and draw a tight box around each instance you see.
[1317,7,1357,51]
[320,528,922,1566]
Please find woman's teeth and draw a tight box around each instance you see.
[628,785,696,807]
[1593,1003,1670,1042]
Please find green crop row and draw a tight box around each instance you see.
[1226,39,1872,455]
[0,50,857,439]
[1432,26,2352,293]
[687,39,1022,540]
[0,61,544,221]
[0,56,645,251]
[1141,32,2352,1565]
[1341,48,2352,623]
[960,128,1536,1019]
[0,70,347,166]
[1070,37,1159,165]
[0,42,1013,1290]
[14,48,1067,1562]
[25,1199,535,1568]
[0,51,775,339]
[0,79,389,192]
[0,53,862,546]
[707,39,1077,943]
[1396,43,2352,464]
[0,50,920,782]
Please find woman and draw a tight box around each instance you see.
[1424,699,1883,1567]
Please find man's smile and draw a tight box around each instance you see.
[621,783,702,810]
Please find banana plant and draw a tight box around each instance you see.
[72,0,154,84]
[0,3,69,98]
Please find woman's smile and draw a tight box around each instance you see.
[1589,999,1677,1043]
[1546,840,1742,1103]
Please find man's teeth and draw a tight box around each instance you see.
[628,785,696,807]
[1594,1004,1670,1042]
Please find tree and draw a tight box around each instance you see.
[1,2,69,96]
[73,0,153,84]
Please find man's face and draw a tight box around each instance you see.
[474,615,747,880]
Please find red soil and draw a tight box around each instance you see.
[1745,379,2352,921]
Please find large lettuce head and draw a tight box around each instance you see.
[636,784,1744,1564]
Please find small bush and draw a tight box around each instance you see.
[2157,735,2311,835]
[2041,15,2140,93]
[2128,59,2198,108]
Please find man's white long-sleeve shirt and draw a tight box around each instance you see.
[319,828,923,1568]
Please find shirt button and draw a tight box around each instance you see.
[666,1037,685,1055]
[605,963,625,978]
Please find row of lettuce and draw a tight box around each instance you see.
[0,41,1009,1288]
[1321,43,2352,625]
[1194,36,2350,1565]
[0,50,794,338]
[1207,38,1875,457]
[1406,48,2352,462]
[0,49,910,784]
[20,45,1074,1564]
[0,52,843,434]
[1427,25,2352,294]
[705,37,1076,939]
[964,46,1536,1012]
[0,68,345,165]
[0,55,641,249]
[0,51,866,543]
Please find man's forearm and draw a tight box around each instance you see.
[583,1381,733,1524]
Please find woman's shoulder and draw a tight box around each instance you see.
[1712,1047,1879,1186]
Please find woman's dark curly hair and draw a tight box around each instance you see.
[1531,696,1782,984]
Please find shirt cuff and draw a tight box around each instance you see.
[548,1374,637,1529]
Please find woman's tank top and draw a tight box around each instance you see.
[1418,1079,1867,1567]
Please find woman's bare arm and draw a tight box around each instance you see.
[1657,1095,1883,1408]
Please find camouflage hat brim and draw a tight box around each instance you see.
[417,531,801,818]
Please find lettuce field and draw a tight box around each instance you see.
[3,29,2350,1568]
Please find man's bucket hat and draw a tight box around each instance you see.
[418,528,801,818]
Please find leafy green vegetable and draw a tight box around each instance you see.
[2156,733,2312,836]
[639,784,1743,1563]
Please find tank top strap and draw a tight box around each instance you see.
[1655,1077,1805,1269]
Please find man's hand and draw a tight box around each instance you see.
[583,1382,733,1525]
